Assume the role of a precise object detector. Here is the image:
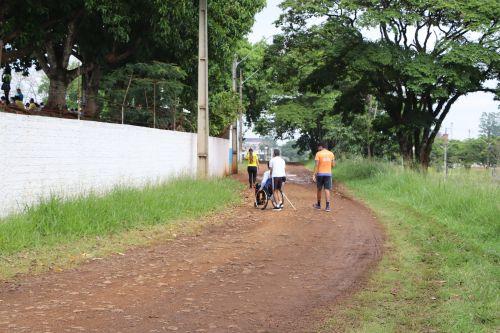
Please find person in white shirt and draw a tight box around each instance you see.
[269,149,286,210]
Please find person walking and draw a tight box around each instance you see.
[269,149,286,211]
[312,143,335,212]
[245,148,259,189]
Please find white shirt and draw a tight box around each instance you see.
[269,156,286,177]
[260,170,271,189]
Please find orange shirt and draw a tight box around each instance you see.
[315,149,335,175]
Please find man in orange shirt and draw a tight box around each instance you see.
[312,143,335,212]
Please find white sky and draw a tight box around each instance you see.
[247,0,499,140]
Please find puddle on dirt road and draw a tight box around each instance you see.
[286,173,313,185]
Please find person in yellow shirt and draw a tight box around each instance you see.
[28,98,37,111]
[13,96,25,110]
[245,148,260,189]
[312,143,335,212]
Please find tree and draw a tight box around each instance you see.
[280,140,308,162]
[276,0,500,169]
[209,91,240,137]
[99,62,185,127]
[479,111,500,138]
[2,0,266,126]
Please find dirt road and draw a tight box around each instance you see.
[0,165,383,332]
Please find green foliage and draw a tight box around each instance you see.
[209,91,240,137]
[99,62,186,127]
[3,0,266,128]
[479,111,500,138]
[0,178,242,255]
[236,40,277,125]
[322,160,499,332]
[431,136,499,168]
[265,0,500,167]
[279,140,308,162]
[256,91,398,158]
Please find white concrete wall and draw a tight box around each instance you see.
[0,112,230,217]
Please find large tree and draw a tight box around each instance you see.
[2,0,266,125]
[275,0,499,168]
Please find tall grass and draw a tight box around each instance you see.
[0,178,242,255]
[321,160,499,333]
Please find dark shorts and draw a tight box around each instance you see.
[317,175,332,190]
[272,177,286,190]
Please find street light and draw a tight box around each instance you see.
[230,35,274,174]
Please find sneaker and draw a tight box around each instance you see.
[325,205,331,212]
[313,203,321,210]
[273,207,282,211]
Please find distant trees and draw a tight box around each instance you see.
[279,140,308,162]
[479,111,500,138]
[431,112,499,168]
[431,137,499,169]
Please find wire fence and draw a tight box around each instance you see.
[0,89,196,132]
[0,68,198,132]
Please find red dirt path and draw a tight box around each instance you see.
[0,165,383,332]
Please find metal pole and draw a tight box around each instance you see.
[121,73,133,124]
[197,0,209,178]
[153,81,156,128]
[231,57,238,174]
[77,67,81,120]
[443,133,448,179]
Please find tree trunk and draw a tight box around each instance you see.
[82,65,101,119]
[397,131,413,168]
[46,75,70,110]
[36,19,80,112]
[420,146,431,170]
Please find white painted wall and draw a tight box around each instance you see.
[0,112,230,217]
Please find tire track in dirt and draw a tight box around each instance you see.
[0,165,384,332]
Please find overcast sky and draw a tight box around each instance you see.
[247,0,499,139]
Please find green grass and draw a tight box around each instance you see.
[315,160,499,333]
[0,178,242,278]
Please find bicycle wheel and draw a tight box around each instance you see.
[271,189,284,208]
[255,189,269,210]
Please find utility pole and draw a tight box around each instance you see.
[238,69,244,163]
[197,0,209,178]
[230,57,238,174]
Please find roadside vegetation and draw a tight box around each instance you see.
[0,178,242,279]
[315,160,499,332]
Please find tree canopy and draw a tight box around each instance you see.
[249,0,499,167]
[1,0,265,131]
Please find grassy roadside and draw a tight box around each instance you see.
[0,178,243,280]
[308,160,499,333]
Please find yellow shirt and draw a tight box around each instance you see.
[315,149,335,175]
[245,152,259,167]
[15,100,25,109]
